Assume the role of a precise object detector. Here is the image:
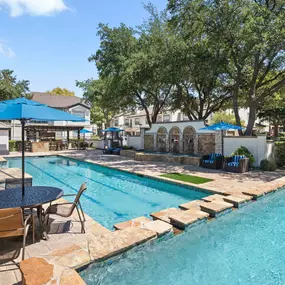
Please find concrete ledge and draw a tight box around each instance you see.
[202,194,252,208]
[114,216,151,230]
[200,201,233,217]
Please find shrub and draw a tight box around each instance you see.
[275,141,285,166]
[260,159,277,171]
[232,146,255,165]
[9,140,17,151]
[122,146,134,150]
[279,132,285,138]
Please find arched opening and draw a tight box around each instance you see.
[156,127,167,152]
[183,126,196,154]
[169,127,180,153]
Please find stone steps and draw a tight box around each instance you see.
[202,194,251,208]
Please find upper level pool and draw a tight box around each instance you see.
[7,156,208,229]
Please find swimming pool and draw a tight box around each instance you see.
[80,189,285,285]
[7,156,207,229]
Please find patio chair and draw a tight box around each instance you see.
[225,155,249,173]
[5,178,33,190]
[201,153,224,169]
[44,183,87,234]
[0,208,31,261]
[5,178,36,242]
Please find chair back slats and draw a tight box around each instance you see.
[0,208,24,238]
[5,178,32,190]
[74,183,87,205]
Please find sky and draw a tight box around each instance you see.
[0,0,167,97]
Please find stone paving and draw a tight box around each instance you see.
[1,150,285,284]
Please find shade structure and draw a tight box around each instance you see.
[200,122,243,155]
[0,97,86,196]
[102,127,124,132]
[80,129,93,134]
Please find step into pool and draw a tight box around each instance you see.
[80,188,285,285]
[7,156,207,229]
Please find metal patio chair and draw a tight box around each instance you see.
[44,183,87,234]
[5,178,36,243]
[5,178,33,190]
[0,208,31,261]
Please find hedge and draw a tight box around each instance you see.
[9,140,18,151]
[275,141,285,167]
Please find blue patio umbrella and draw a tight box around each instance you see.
[102,127,124,132]
[80,129,93,134]
[0,97,86,196]
[200,122,243,154]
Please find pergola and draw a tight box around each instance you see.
[25,125,85,142]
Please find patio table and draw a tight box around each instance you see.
[0,186,63,240]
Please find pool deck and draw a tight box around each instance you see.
[2,150,285,284]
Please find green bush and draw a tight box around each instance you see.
[275,141,285,166]
[9,140,17,151]
[260,159,277,171]
[279,132,285,138]
[232,146,255,165]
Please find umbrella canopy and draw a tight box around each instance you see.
[199,122,243,155]
[0,98,85,122]
[200,122,243,131]
[102,127,124,132]
[80,129,93,134]
[0,97,86,196]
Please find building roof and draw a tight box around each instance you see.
[0,122,11,129]
[32,92,89,109]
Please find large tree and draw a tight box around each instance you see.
[89,5,177,127]
[47,87,75,96]
[76,78,123,128]
[168,0,285,135]
[0,69,29,100]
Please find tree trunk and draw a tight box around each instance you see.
[274,121,279,137]
[232,92,242,135]
[245,103,257,136]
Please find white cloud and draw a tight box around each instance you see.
[0,0,68,17]
[0,42,16,58]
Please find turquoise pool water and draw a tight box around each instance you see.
[7,156,206,229]
[81,189,285,285]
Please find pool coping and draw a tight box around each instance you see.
[16,153,285,285]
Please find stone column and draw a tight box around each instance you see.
[140,128,146,150]
[153,133,157,151]
[179,133,183,153]
[194,134,199,154]
[215,131,223,154]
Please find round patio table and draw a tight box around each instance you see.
[0,186,64,240]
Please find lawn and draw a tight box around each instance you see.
[160,173,213,184]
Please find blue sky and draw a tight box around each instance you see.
[0,0,167,97]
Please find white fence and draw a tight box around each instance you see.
[223,135,272,166]
[127,136,142,150]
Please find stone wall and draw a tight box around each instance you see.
[198,134,216,155]
[144,134,154,151]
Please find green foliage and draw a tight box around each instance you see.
[275,142,285,166]
[47,87,75,96]
[260,159,277,171]
[76,78,122,127]
[160,173,213,184]
[168,0,285,134]
[9,140,18,151]
[0,70,30,100]
[211,112,245,126]
[232,146,255,165]
[279,132,285,138]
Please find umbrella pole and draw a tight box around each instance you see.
[222,130,224,156]
[21,120,25,196]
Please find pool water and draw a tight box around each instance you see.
[81,189,285,285]
[7,156,206,229]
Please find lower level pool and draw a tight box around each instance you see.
[80,189,285,285]
[7,156,206,229]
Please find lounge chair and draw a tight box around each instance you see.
[44,183,87,234]
[225,155,249,173]
[0,208,31,261]
[201,153,224,169]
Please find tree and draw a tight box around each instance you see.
[76,78,122,128]
[47,87,75,96]
[168,0,285,135]
[0,69,30,100]
[211,111,246,126]
[89,5,177,127]
[258,89,285,137]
